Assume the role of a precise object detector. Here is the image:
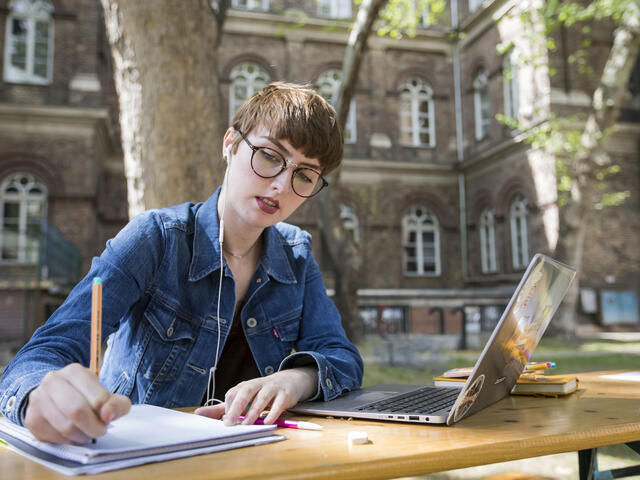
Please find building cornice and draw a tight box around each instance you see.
[0,103,109,134]
[458,0,515,48]
[340,158,457,185]
[326,285,519,306]
[224,9,452,55]
[0,103,121,157]
[457,131,529,174]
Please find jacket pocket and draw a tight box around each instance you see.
[144,299,197,343]
[140,298,197,383]
[271,307,302,353]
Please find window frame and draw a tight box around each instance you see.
[316,69,357,144]
[228,62,270,121]
[473,69,491,141]
[503,52,519,121]
[403,206,441,277]
[317,0,352,19]
[479,207,497,274]
[398,76,436,148]
[509,195,529,270]
[3,0,54,85]
[0,172,47,264]
[339,204,360,243]
[469,0,483,12]
[413,0,431,26]
[230,0,269,11]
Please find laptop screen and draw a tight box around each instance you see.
[447,254,576,424]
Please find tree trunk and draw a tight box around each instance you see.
[100,0,227,218]
[554,0,640,335]
[318,0,388,343]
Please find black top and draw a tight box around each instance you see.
[202,301,261,405]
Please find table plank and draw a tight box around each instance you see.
[2,371,639,480]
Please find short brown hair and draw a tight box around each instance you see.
[231,82,343,174]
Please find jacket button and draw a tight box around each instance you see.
[166,326,174,338]
[256,277,262,283]
[264,365,274,375]
[326,378,333,390]
[246,317,257,328]
[5,396,16,413]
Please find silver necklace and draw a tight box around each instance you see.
[222,242,256,259]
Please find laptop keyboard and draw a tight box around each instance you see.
[355,386,460,414]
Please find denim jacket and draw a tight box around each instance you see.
[0,188,363,426]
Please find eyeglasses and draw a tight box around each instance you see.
[237,131,328,198]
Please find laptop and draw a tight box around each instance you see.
[291,253,576,426]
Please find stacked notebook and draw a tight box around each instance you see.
[434,367,578,396]
[0,404,284,475]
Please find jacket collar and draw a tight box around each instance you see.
[188,187,296,284]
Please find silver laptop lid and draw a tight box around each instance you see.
[446,253,576,425]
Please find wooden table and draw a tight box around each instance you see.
[2,370,640,480]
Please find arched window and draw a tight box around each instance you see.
[503,52,519,120]
[317,69,356,143]
[510,195,529,269]
[0,172,47,263]
[403,206,440,276]
[339,204,359,243]
[473,69,490,140]
[479,207,497,273]
[231,0,269,10]
[3,0,54,84]
[399,77,435,147]
[228,63,270,121]
[317,0,352,18]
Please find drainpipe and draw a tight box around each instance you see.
[452,0,468,280]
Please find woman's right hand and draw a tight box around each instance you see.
[24,363,131,444]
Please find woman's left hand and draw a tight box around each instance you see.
[194,366,318,426]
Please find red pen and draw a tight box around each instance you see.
[238,416,323,431]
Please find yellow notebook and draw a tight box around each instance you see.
[511,374,579,396]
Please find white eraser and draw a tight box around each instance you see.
[348,430,369,445]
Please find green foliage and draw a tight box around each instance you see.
[500,110,628,209]
[538,1,632,75]
[595,190,631,209]
[541,0,631,31]
[496,1,634,212]
[376,0,446,39]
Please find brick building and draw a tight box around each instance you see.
[1,0,638,343]
[0,0,126,342]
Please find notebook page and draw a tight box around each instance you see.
[0,404,276,464]
[1,431,285,475]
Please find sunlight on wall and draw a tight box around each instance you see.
[527,149,559,250]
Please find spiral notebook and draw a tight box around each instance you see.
[0,404,284,475]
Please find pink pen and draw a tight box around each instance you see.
[238,416,323,431]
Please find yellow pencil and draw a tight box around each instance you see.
[90,277,102,376]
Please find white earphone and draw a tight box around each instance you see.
[205,140,233,407]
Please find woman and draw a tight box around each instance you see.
[0,82,363,444]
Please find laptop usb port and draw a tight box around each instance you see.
[409,416,419,421]
[397,416,404,419]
